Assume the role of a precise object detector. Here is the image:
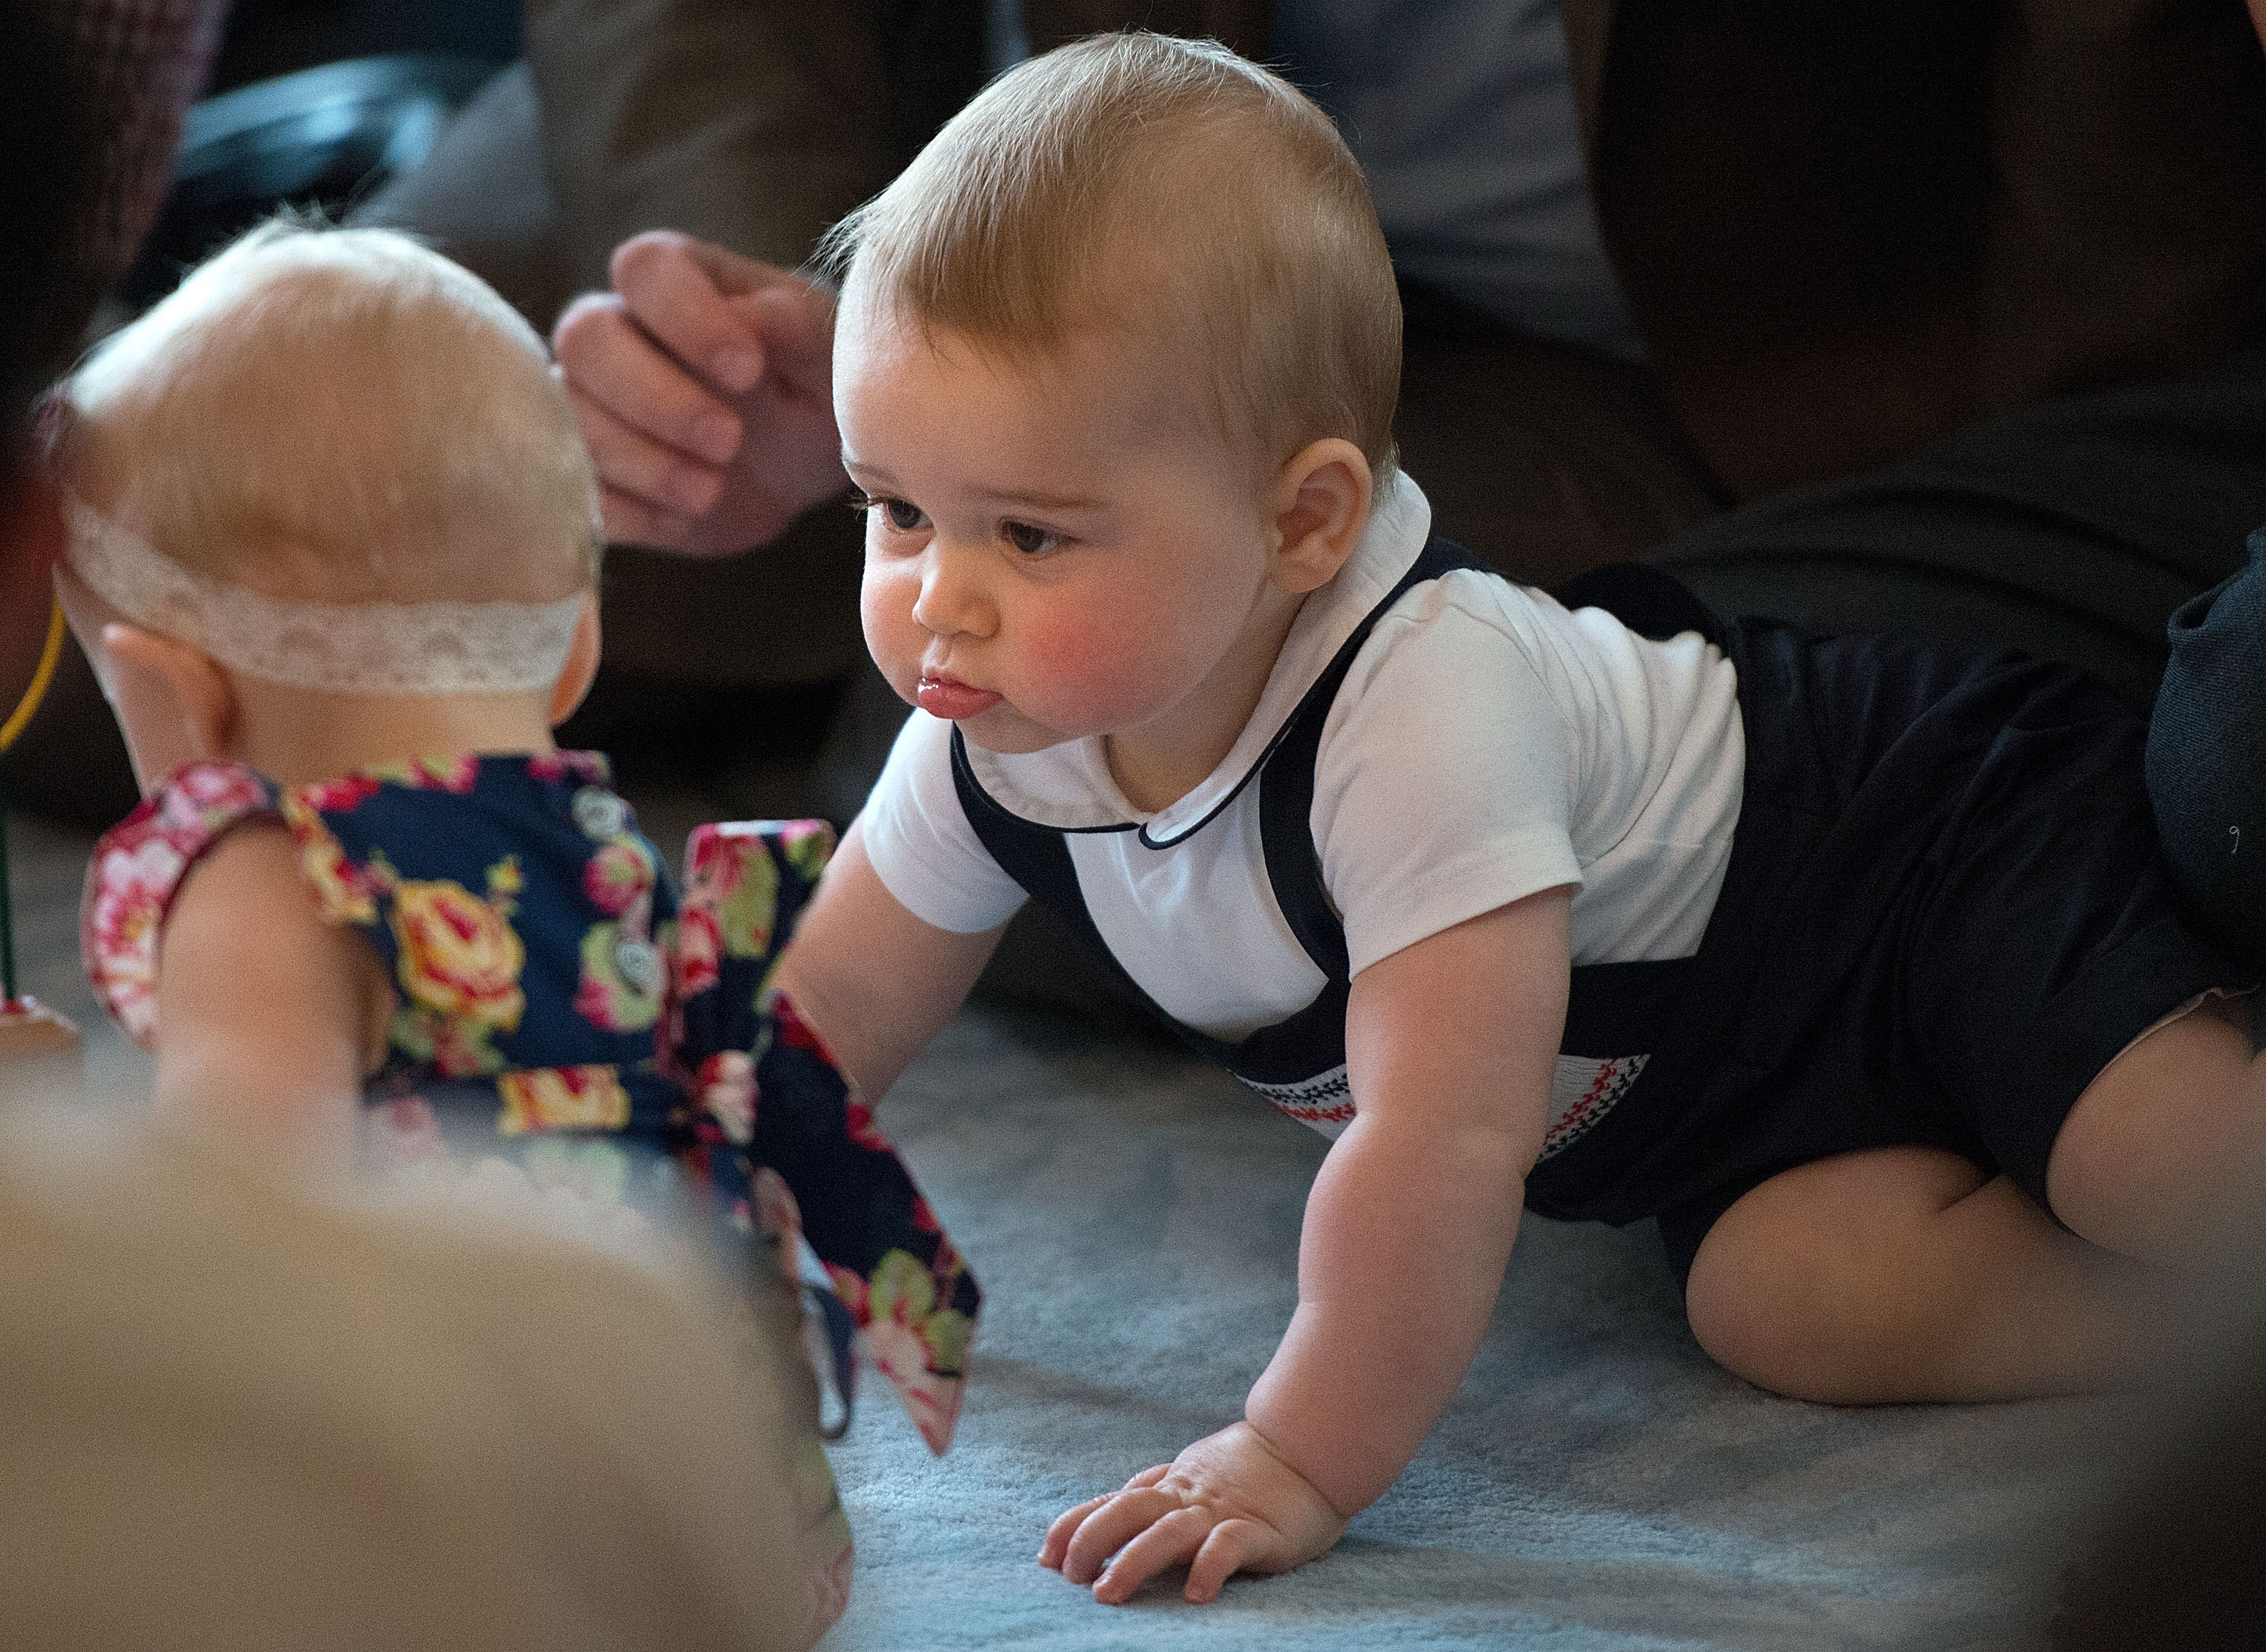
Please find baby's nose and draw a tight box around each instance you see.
[912,546,994,636]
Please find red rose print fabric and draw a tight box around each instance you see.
[83,755,984,1466]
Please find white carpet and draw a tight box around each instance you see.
[820,1007,2113,1651]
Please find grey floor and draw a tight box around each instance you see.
[815,1005,2129,1651]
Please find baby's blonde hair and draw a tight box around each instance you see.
[822,32,1400,487]
[56,220,599,605]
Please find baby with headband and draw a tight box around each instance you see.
[51,222,603,1167]
[45,222,984,1636]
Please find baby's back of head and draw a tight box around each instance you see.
[57,221,597,608]
[825,32,1400,487]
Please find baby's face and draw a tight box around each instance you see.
[838,301,1302,801]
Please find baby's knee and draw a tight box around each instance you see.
[1683,1270,1842,1401]
[1685,1242,1915,1403]
[1683,1150,1993,1403]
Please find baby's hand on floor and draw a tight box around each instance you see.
[1038,1421,1348,1604]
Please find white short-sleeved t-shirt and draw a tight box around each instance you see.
[860,476,1744,1044]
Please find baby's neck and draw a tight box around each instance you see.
[226,679,563,786]
[1104,585,1311,814]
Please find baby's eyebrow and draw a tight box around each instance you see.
[836,459,1104,515]
[974,486,1104,513]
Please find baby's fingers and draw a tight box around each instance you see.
[1184,1518,1268,1603]
[1057,1487,1181,1587]
[1093,1506,1218,1606]
[1038,1494,1113,1570]
[1039,1462,1174,1569]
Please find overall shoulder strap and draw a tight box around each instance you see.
[949,730,1237,1062]
[1256,535,1499,980]
[1255,546,1728,982]
[948,730,1115,940]
[1553,560,1726,647]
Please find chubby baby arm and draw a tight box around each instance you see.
[1043,887,1573,1604]
[152,823,387,1179]
[768,817,1008,1104]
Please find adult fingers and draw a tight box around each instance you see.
[594,483,693,553]
[1058,1486,1181,1586]
[1038,1494,1113,1570]
[678,233,802,302]
[740,280,838,390]
[553,296,742,468]
[1184,1518,1267,1604]
[1093,1506,1218,1606]
[563,376,724,518]
[610,231,769,394]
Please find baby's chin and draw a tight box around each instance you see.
[952,704,1085,757]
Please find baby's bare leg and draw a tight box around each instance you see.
[2045,996,2264,1265]
[1684,1001,2263,1405]
[1683,1147,2151,1403]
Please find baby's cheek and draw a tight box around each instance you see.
[860,566,922,678]
[1016,608,1153,726]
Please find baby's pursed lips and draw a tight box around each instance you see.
[915,670,1003,719]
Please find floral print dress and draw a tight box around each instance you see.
[84,754,984,1635]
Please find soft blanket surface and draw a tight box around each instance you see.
[823,1008,2107,1651]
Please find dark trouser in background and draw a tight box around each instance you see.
[1647,348,2266,718]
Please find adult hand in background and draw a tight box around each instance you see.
[553,231,847,556]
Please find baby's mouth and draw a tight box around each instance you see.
[917,672,1004,720]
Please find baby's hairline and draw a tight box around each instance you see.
[838,264,1391,501]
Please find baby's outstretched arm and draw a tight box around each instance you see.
[153,824,387,1178]
[769,818,1008,1107]
[1042,885,1572,1604]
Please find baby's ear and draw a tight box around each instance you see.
[97,621,237,788]
[1270,440,1373,595]
[546,593,602,728]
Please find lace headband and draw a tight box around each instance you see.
[62,497,586,696]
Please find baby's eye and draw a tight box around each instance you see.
[851,493,929,533]
[1002,520,1063,557]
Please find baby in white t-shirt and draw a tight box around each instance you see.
[774,32,2266,1606]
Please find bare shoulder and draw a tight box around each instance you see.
[162,820,328,955]
[159,820,389,1064]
